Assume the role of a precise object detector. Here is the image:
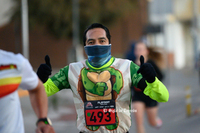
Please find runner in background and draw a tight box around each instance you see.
[131,41,165,133]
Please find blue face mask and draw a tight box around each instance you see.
[84,44,111,68]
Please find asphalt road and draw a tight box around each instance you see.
[20,68,200,133]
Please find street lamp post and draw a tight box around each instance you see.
[68,0,84,63]
[21,0,29,60]
[72,0,79,48]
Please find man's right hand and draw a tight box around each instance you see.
[37,55,52,83]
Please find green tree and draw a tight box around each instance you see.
[12,0,137,40]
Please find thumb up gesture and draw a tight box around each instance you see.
[137,55,156,83]
[37,55,52,83]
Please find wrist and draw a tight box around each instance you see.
[36,117,52,126]
[146,76,155,83]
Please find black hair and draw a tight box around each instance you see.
[83,23,111,46]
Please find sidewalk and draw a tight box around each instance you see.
[132,68,200,133]
[20,68,200,133]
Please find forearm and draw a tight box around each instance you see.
[28,78,48,118]
[143,77,169,102]
[44,78,60,97]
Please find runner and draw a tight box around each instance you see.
[131,41,165,133]
[37,23,169,133]
[0,49,55,133]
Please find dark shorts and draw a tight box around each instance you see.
[132,90,158,107]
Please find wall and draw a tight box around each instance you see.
[0,1,148,69]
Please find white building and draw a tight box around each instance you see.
[147,0,200,69]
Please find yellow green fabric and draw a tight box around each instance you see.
[44,78,60,97]
[143,77,169,102]
[86,56,115,70]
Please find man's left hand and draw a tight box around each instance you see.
[36,122,55,133]
[137,55,156,83]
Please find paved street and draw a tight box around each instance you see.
[20,68,200,133]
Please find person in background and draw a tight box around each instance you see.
[132,41,165,133]
[125,41,136,62]
[0,49,55,133]
[37,23,169,133]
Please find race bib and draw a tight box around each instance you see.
[84,100,116,126]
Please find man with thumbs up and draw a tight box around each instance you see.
[37,23,169,133]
